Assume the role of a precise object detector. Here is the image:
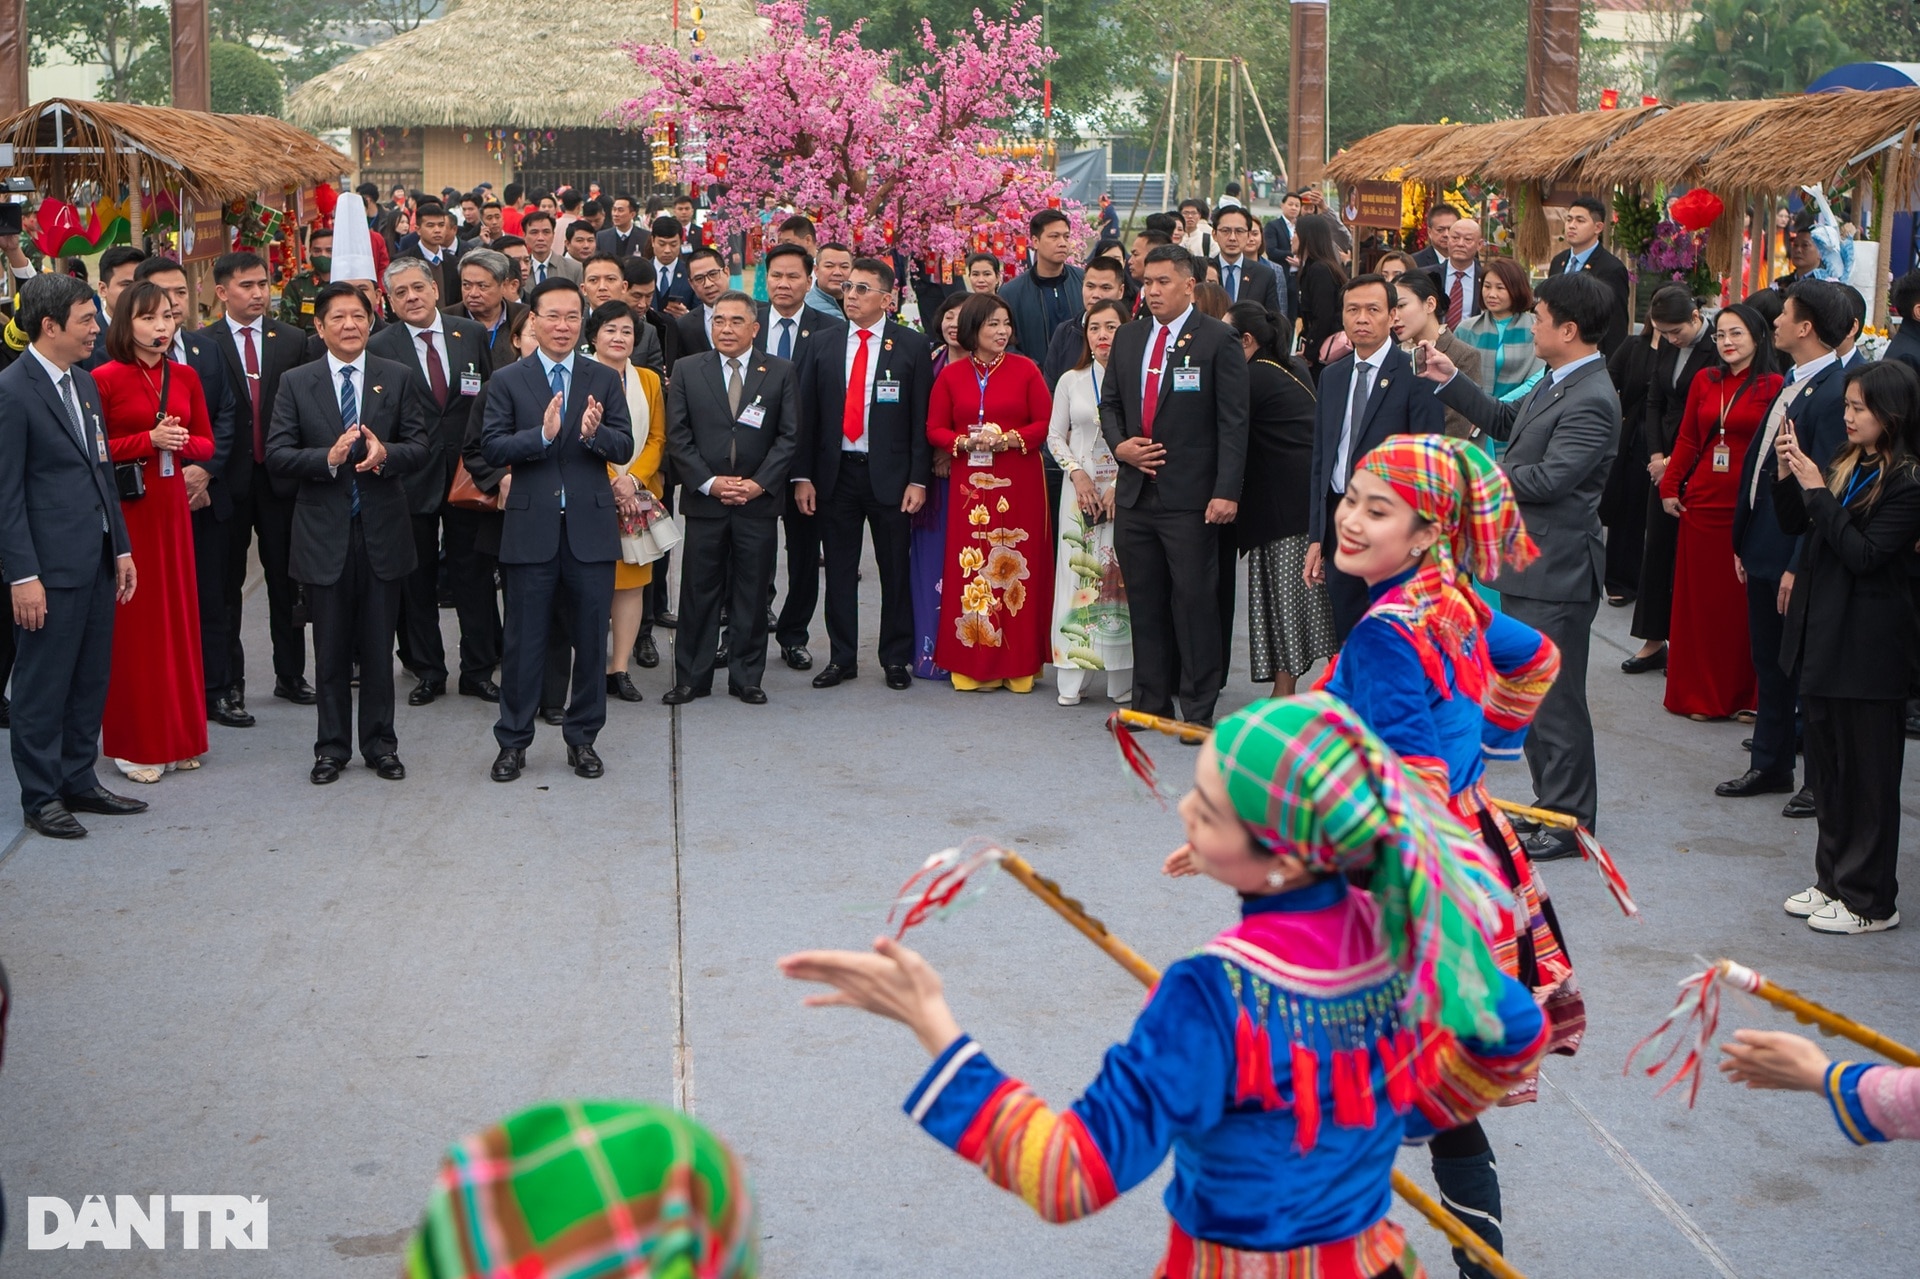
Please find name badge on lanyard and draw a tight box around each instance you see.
[1172,359,1200,392]
[460,366,482,397]
[95,422,109,464]
[1712,440,1731,472]
[738,397,766,429]
[875,376,901,404]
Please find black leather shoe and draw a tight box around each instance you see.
[207,695,256,728]
[408,680,446,706]
[1715,768,1795,798]
[661,684,702,706]
[62,786,150,816]
[275,678,318,705]
[311,757,343,785]
[728,683,769,704]
[656,610,678,629]
[227,681,246,710]
[458,677,501,703]
[782,645,813,671]
[1506,812,1541,837]
[25,801,85,839]
[568,743,604,778]
[607,672,644,702]
[1782,786,1816,819]
[1741,737,1754,751]
[811,663,856,688]
[885,666,912,690]
[490,748,525,783]
[1620,645,1667,674]
[634,633,660,668]
[369,753,406,781]
[1524,828,1581,861]
[540,706,566,726]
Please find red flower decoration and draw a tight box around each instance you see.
[313,182,338,218]
[1670,189,1724,234]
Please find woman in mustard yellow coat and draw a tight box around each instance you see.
[587,301,668,703]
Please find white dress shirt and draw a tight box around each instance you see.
[406,313,448,387]
[761,305,804,359]
[225,313,263,372]
[1140,304,1193,395]
[323,350,369,476]
[1442,261,1479,318]
[1332,345,1390,493]
[840,325,880,455]
[698,353,749,495]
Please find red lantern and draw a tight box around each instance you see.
[1598,88,1620,110]
[313,182,338,219]
[1670,189,1725,233]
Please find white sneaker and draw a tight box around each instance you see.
[1805,901,1900,935]
[1783,886,1834,917]
[1057,693,1082,707]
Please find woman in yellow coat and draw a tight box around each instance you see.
[587,301,668,703]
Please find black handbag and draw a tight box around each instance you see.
[112,359,173,502]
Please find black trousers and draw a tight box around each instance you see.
[1805,694,1904,920]
[774,504,822,649]
[226,481,306,690]
[1321,493,1371,642]
[10,539,115,812]
[442,506,502,681]
[821,456,913,670]
[1501,591,1601,826]
[496,531,614,751]
[397,510,449,683]
[1114,485,1223,722]
[1745,575,1797,782]
[1602,430,1648,596]
[0,609,13,699]
[190,505,231,698]
[307,520,404,764]
[1630,481,1679,642]
[677,511,779,691]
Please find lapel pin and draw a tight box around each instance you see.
[884,338,894,350]
[1378,377,1390,387]
[372,385,383,394]
[800,329,810,338]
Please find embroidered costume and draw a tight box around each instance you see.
[904,696,1549,1278]
[1825,1064,1920,1144]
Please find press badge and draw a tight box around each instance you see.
[95,426,109,463]
[460,367,482,396]
[1172,363,1201,392]
[969,449,994,468]
[738,399,766,429]
[875,378,901,404]
[1712,442,1730,472]
[159,450,175,478]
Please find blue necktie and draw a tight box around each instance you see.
[549,361,568,509]
[1225,263,1239,301]
[338,367,360,518]
[777,317,793,360]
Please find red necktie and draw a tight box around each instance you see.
[843,328,873,442]
[1447,271,1465,329]
[242,323,264,462]
[1140,323,1170,438]
[420,329,448,408]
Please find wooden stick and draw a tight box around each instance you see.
[1488,798,1579,830]
[1720,961,1920,1068]
[993,846,1528,1279]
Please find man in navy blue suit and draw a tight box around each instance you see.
[480,277,634,783]
[1304,273,1445,638]
[0,275,145,839]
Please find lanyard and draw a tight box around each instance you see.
[971,355,1001,424]
[1843,463,1880,506]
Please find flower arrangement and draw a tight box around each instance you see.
[1635,220,1716,301]
[1855,325,1891,364]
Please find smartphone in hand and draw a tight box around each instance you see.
[1413,344,1428,376]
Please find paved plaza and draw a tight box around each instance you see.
[2,557,1917,1276]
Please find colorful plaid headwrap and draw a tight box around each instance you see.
[404,1100,758,1279]
[1355,435,1537,702]
[1213,693,1513,1042]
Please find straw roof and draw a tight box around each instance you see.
[1575,99,1783,187]
[1324,123,1461,185]
[1400,117,1542,184]
[1489,104,1661,183]
[0,98,349,204]
[1700,86,1920,189]
[287,0,766,131]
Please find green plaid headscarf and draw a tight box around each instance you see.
[1213,693,1511,1042]
[404,1100,758,1279]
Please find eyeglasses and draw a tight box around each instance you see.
[844,281,884,297]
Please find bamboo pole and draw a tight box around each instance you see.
[1208,59,1223,204]
[1719,961,1920,1067]
[1129,79,1175,234]
[1161,54,1181,213]
[1240,58,1288,191]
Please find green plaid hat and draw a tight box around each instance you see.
[404,1100,757,1279]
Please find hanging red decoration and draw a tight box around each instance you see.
[313,182,338,220]
[1670,189,1724,234]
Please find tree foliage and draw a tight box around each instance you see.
[1327,0,1531,147]
[211,40,285,114]
[1660,0,1848,100]
[1821,0,1920,66]
[24,0,167,102]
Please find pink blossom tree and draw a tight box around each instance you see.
[624,0,1086,266]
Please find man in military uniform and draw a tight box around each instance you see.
[277,226,332,333]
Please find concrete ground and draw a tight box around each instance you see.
[2,551,1917,1277]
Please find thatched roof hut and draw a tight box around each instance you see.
[1573,99,1783,188]
[1487,104,1662,184]
[1699,86,1920,190]
[1324,123,1461,185]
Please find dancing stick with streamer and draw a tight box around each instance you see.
[888,840,1529,1279]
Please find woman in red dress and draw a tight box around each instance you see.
[927,293,1055,691]
[95,280,213,781]
[1659,302,1783,720]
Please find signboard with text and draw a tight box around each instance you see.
[1343,180,1403,230]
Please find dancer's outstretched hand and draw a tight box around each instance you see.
[1719,1028,1830,1093]
[779,936,963,1057]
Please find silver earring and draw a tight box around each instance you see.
[1266,869,1286,888]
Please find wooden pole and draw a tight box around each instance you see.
[0,0,27,115]
[1240,58,1288,191]
[1185,66,1203,204]
[1161,55,1181,214]
[1288,0,1328,190]
[1873,137,1902,332]
[1718,961,1920,1067]
[170,0,212,112]
[1207,60,1223,204]
[1129,78,1175,234]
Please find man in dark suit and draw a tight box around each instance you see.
[81,244,145,372]
[480,277,634,781]
[757,243,835,670]
[370,257,498,705]
[1098,244,1249,727]
[1549,196,1631,357]
[1421,271,1623,850]
[1888,271,1920,376]
[1410,204,1461,271]
[395,199,467,301]
[134,254,244,730]
[204,251,310,714]
[1723,280,1851,811]
[266,283,430,785]
[1305,274,1446,637]
[1428,219,1483,328]
[1211,206,1284,320]
[0,274,146,838]
[596,194,647,259]
[673,246,730,358]
[1041,255,1129,389]
[1262,189,1304,320]
[452,248,525,372]
[648,216,696,315]
[663,291,801,704]
[792,257,932,689]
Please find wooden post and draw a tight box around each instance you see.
[1288,0,1328,190]
[1525,0,1581,117]
[1874,138,1902,331]
[1160,55,1180,213]
[0,0,27,115]
[171,0,212,113]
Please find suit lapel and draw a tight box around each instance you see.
[27,359,94,463]
[701,351,731,415]
[1358,348,1401,435]
[739,359,770,416]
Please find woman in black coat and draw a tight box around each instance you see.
[1773,359,1920,935]
[1226,301,1336,697]
[1293,213,1348,379]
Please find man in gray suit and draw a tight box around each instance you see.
[1417,272,1622,856]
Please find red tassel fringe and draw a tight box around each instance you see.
[1291,1044,1321,1153]
[1105,713,1168,806]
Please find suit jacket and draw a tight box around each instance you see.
[1641,334,1720,458]
[1427,261,1483,324]
[1042,315,1086,390]
[1308,344,1446,537]
[479,353,635,565]
[368,315,493,514]
[1262,216,1293,267]
[0,352,131,587]
[666,349,800,520]
[1000,264,1085,362]
[753,302,831,364]
[596,224,648,259]
[1775,467,1920,699]
[524,253,582,286]
[1098,310,1250,512]
[198,316,304,505]
[264,354,431,586]
[796,319,934,505]
[169,330,239,520]
[1438,356,1621,602]
[1411,245,1443,270]
[1215,255,1284,320]
[650,259,696,313]
[1548,244,1632,357]
[1885,324,1920,379]
[1733,359,1848,581]
[450,301,527,373]
[676,305,714,358]
[394,242,467,303]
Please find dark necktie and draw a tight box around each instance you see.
[1224,262,1239,301]
[777,317,793,360]
[1447,272,1465,329]
[242,324,264,462]
[419,329,448,408]
[58,372,85,448]
[339,366,360,518]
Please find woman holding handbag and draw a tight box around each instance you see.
[1294,213,1349,378]
[95,280,213,783]
[586,301,668,704]
[1659,304,1781,720]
